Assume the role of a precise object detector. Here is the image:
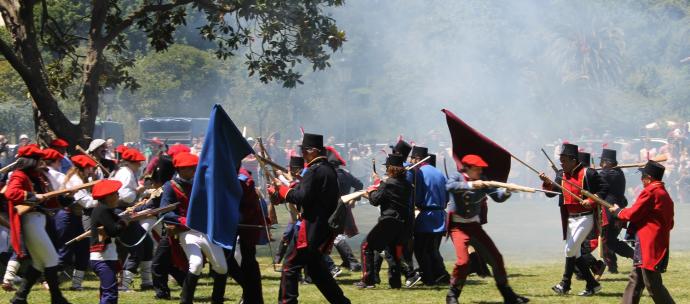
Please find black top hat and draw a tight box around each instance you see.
[301,133,323,149]
[639,160,665,181]
[151,155,175,184]
[578,152,591,167]
[601,149,617,162]
[410,146,428,158]
[385,154,405,167]
[428,153,437,167]
[390,140,412,160]
[559,143,579,158]
[289,156,304,169]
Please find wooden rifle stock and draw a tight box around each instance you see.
[255,154,288,173]
[0,161,18,174]
[15,181,99,216]
[75,145,111,177]
[405,155,431,171]
[595,154,668,170]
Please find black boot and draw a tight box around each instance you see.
[10,266,41,304]
[45,266,71,304]
[274,239,288,265]
[552,257,575,295]
[211,272,228,304]
[575,257,601,296]
[335,240,361,271]
[179,273,200,304]
[446,285,461,304]
[498,284,529,304]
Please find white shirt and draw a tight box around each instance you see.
[45,167,65,191]
[112,166,138,204]
[63,174,98,209]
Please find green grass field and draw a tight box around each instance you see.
[1,251,688,303]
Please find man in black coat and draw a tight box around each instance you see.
[598,149,634,273]
[273,133,350,304]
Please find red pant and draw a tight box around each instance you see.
[448,222,507,287]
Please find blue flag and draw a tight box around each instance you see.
[187,104,254,249]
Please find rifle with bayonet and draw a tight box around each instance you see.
[64,203,179,246]
[15,181,99,216]
[537,150,612,208]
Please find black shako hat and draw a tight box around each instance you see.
[578,152,591,167]
[559,143,579,158]
[385,154,405,167]
[601,149,617,162]
[428,153,437,167]
[289,156,304,169]
[410,146,428,158]
[639,160,665,181]
[390,140,412,160]
[300,133,323,149]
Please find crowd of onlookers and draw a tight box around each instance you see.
[2,123,689,203]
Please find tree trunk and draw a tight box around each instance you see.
[0,0,81,147]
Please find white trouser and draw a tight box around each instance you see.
[180,230,228,275]
[139,217,162,244]
[564,214,594,258]
[0,225,10,253]
[22,212,59,271]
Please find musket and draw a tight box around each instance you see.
[0,161,18,174]
[443,157,449,178]
[595,154,668,170]
[65,203,179,246]
[371,158,377,175]
[255,154,288,173]
[405,155,431,171]
[482,181,560,195]
[541,148,559,174]
[528,153,612,208]
[254,137,279,272]
[15,181,99,216]
[75,145,111,177]
[341,190,366,204]
[119,187,164,216]
[511,154,588,204]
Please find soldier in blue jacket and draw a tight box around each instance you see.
[409,146,449,286]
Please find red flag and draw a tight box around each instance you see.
[442,109,511,182]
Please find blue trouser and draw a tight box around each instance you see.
[54,209,89,270]
[91,260,118,304]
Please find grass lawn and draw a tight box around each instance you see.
[1,251,688,303]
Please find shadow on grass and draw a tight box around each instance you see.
[599,277,629,282]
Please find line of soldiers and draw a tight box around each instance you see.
[0,133,676,304]
[0,138,268,304]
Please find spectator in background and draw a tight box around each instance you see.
[0,135,9,166]
[18,134,30,147]
[105,138,116,160]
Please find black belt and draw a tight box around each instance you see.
[568,211,593,218]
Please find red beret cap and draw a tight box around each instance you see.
[122,149,146,162]
[70,155,97,169]
[461,154,488,168]
[115,145,128,154]
[49,138,69,148]
[41,148,64,161]
[167,144,191,157]
[92,179,122,200]
[173,152,199,168]
[17,145,44,159]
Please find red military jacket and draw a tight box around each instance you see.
[5,170,57,258]
[617,181,674,271]
[238,168,270,246]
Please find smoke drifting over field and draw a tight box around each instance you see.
[239,0,688,148]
